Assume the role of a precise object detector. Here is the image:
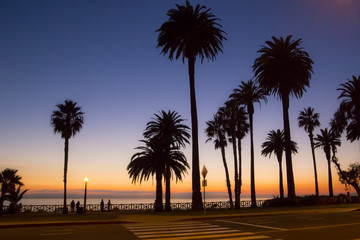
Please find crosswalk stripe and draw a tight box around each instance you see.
[140,229,241,238]
[132,224,220,232]
[124,222,204,228]
[144,232,257,240]
[124,222,211,229]
[219,236,270,240]
[135,227,230,236]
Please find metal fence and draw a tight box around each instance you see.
[2,200,264,213]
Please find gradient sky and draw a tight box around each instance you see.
[1,0,359,200]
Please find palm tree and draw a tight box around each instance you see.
[205,113,233,208]
[235,106,249,207]
[314,128,341,197]
[128,139,165,212]
[337,75,360,142]
[128,139,188,212]
[298,107,320,197]
[8,186,28,213]
[157,1,226,210]
[143,110,190,211]
[230,79,267,207]
[253,35,314,201]
[219,104,238,208]
[0,169,23,214]
[261,130,298,199]
[51,100,84,214]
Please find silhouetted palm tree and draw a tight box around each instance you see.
[143,110,190,211]
[219,104,238,208]
[235,106,249,207]
[128,139,165,212]
[0,169,23,214]
[128,139,188,212]
[261,130,298,199]
[337,75,360,142]
[205,113,233,208]
[314,128,341,197]
[230,79,267,207]
[51,100,84,214]
[157,1,226,210]
[8,186,28,213]
[253,35,314,201]
[298,107,320,197]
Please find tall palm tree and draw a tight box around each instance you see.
[0,169,23,214]
[51,100,84,214]
[143,110,190,211]
[230,79,267,207]
[253,35,314,201]
[314,128,341,197]
[219,104,238,209]
[205,113,233,208]
[261,130,298,199]
[157,1,226,210]
[235,106,249,207]
[298,107,320,197]
[337,75,360,142]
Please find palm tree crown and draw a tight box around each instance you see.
[157,0,226,61]
[51,100,84,139]
[261,129,298,160]
[253,35,313,99]
[314,128,341,160]
[298,107,320,136]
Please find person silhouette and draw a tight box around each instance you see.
[107,200,111,212]
[100,199,104,212]
[70,200,75,212]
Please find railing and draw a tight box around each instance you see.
[1,200,264,213]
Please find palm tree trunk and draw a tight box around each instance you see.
[249,113,256,208]
[220,145,233,208]
[63,137,69,214]
[277,157,284,199]
[155,170,163,212]
[188,56,202,211]
[281,94,296,201]
[327,156,334,197]
[309,134,319,197]
[232,132,239,209]
[165,167,171,211]
[237,137,242,206]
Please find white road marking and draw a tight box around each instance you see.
[135,227,230,236]
[216,220,287,230]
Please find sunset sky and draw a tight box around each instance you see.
[1,0,359,200]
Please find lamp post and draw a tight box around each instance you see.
[84,177,88,213]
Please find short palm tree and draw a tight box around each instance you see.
[143,110,190,211]
[8,186,28,213]
[337,75,360,142]
[157,1,226,210]
[205,113,233,208]
[230,79,267,207]
[0,169,23,214]
[51,100,84,214]
[253,35,314,201]
[314,128,341,197]
[128,139,188,212]
[128,139,165,212]
[298,107,320,197]
[261,130,298,199]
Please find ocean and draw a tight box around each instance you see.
[16,197,269,206]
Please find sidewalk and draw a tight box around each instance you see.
[1,204,359,228]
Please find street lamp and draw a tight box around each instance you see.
[84,177,88,213]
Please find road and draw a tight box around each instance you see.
[1,208,360,239]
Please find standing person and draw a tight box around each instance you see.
[70,200,75,212]
[100,199,104,212]
[76,201,80,213]
[107,200,111,212]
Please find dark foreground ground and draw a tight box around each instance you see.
[1,204,359,240]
